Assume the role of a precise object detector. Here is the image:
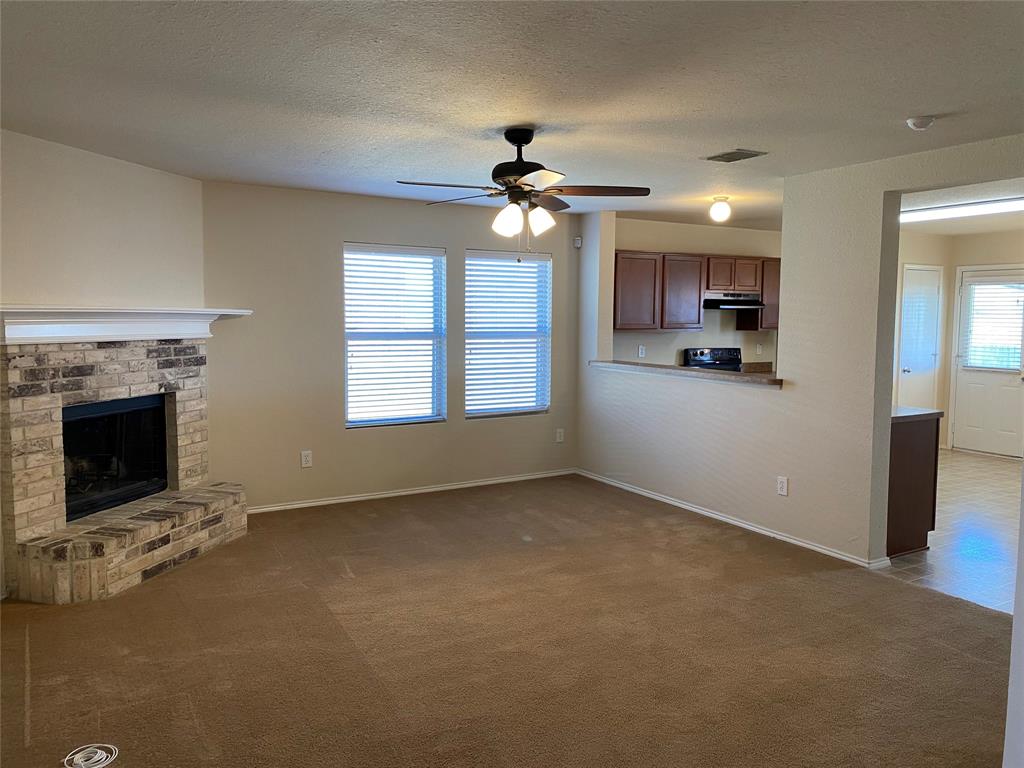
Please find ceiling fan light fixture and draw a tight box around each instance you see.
[528,204,556,236]
[492,202,524,237]
[709,196,732,223]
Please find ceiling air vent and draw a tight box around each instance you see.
[704,148,768,163]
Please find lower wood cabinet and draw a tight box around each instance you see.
[661,254,705,329]
[887,412,941,557]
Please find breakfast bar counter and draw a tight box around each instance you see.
[588,360,783,388]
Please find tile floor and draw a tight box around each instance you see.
[881,448,1021,613]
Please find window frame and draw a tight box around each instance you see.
[463,249,553,420]
[342,242,447,429]
[959,275,1024,372]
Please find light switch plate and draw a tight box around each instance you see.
[555,428,565,444]
[638,344,646,359]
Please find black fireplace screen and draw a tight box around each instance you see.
[62,394,169,521]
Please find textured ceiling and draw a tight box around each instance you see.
[901,178,1024,235]
[3,2,1023,229]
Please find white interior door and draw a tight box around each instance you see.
[897,266,942,409]
[952,270,1024,458]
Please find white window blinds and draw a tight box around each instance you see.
[465,251,552,417]
[961,277,1024,370]
[343,243,446,427]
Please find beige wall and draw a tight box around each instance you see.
[578,134,1024,566]
[1,130,204,307]
[202,182,578,508]
[612,217,782,366]
[951,228,1024,267]
[895,227,1024,446]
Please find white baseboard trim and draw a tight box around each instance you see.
[247,468,577,514]
[575,469,887,570]
[247,466,888,571]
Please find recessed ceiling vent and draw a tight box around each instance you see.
[704,148,768,163]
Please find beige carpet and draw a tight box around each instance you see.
[1,475,1012,767]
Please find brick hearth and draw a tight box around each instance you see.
[16,482,246,603]
[1,338,246,602]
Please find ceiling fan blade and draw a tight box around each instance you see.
[398,180,500,191]
[425,193,496,206]
[542,185,650,197]
[532,194,570,212]
[516,168,566,190]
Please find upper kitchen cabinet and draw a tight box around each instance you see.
[760,258,781,329]
[734,259,762,292]
[614,251,705,331]
[707,257,735,290]
[735,257,781,331]
[614,251,662,329]
[661,254,705,329]
[707,256,762,292]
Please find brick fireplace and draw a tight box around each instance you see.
[1,327,247,603]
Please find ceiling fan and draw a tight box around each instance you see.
[398,127,650,238]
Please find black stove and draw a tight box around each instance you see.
[681,347,742,372]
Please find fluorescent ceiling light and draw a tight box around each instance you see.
[900,197,1024,223]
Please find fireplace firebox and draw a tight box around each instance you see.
[62,394,169,521]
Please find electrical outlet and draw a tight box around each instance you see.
[555,428,565,444]
[776,476,789,496]
[756,343,763,355]
[300,450,313,469]
[638,344,646,359]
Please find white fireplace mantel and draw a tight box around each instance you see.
[0,305,253,344]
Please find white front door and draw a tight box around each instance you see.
[952,269,1024,458]
[897,266,942,409]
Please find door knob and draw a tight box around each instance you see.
[901,367,911,374]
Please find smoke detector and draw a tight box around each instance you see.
[906,116,935,131]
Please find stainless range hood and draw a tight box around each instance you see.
[703,291,765,310]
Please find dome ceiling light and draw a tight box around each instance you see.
[709,196,732,223]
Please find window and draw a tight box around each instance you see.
[961,278,1024,370]
[343,243,446,427]
[465,250,552,417]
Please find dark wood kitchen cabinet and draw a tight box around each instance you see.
[760,258,781,329]
[661,254,706,329]
[707,257,762,292]
[735,259,762,292]
[614,251,705,331]
[614,251,662,329]
[707,257,735,291]
[735,258,781,331]
[887,408,943,557]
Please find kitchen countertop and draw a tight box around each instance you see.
[891,406,944,423]
[588,360,783,388]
